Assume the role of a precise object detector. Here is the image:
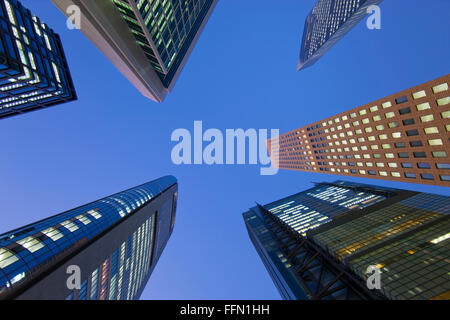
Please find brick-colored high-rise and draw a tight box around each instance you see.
[269,74,450,186]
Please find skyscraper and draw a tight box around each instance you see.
[0,0,77,119]
[269,74,450,186]
[243,181,450,300]
[0,175,178,300]
[51,0,217,102]
[298,0,383,71]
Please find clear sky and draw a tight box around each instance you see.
[1,0,449,299]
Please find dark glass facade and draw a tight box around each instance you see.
[0,0,76,119]
[243,181,450,300]
[0,175,177,300]
[298,0,383,70]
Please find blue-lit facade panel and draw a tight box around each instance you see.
[0,175,176,297]
[0,0,76,119]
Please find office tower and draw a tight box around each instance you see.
[51,0,217,102]
[0,0,77,119]
[243,180,450,300]
[0,176,178,300]
[298,0,383,71]
[268,74,450,187]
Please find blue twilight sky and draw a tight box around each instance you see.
[1,0,449,299]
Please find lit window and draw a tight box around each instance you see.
[441,111,450,119]
[359,170,366,175]
[368,136,376,141]
[365,127,372,133]
[352,147,358,151]
[17,236,44,253]
[359,109,367,115]
[355,129,362,134]
[379,171,388,176]
[412,90,426,99]
[392,132,402,138]
[0,248,19,268]
[447,124,450,132]
[437,97,450,106]
[416,102,431,111]
[388,122,399,128]
[61,220,79,232]
[335,118,340,123]
[361,146,368,151]
[382,144,391,149]
[432,83,448,93]
[358,137,365,142]
[76,214,92,225]
[391,172,401,177]
[371,145,379,150]
[385,112,395,118]
[388,163,398,168]
[342,115,348,121]
[353,121,360,126]
[428,139,443,146]
[376,125,384,131]
[420,114,434,123]
[88,210,102,219]
[357,162,363,167]
[344,123,350,128]
[373,115,381,121]
[362,118,370,124]
[382,101,392,109]
[376,163,384,167]
[432,151,447,158]
[379,134,388,140]
[424,127,439,134]
[363,154,371,159]
[42,227,63,241]
[370,106,379,112]
[385,153,394,159]
[350,112,357,118]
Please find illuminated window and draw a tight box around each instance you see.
[359,170,366,175]
[362,118,370,124]
[370,106,378,112]
[89,210,102,219]
[385,112,395,118]
[371,145,379,150]
[447,124,450,132]
[412,90,426,99]
[365,127,372,133]
[379,171,388,176]
[376,163,384,167]
[76,214,92,225]
[388,122,399,128]
[382,101,392,109]
[391,172,401,177]
[388,163,398,168]
[420,114,434,123]
[342,115,348,121]
[392,132,402,138]
[432,83,448,93]
[441,111,450,119]
[416,102,431,111]
[385,153,394,159]
[428,139,443,146]
[17,236,44,253]
[61,220,79,232]
[359,109,367,115]
[424,127,439,134]
[432,151,447,158]
[358,137,365,142]
[0,248,19,268]
[368,136,376,141]
[344,123,350,128]
[379,134,388,140]
[42,227,63,241]
[437,97,450,106]
[353,121,360,126]
[373,115,381,121]
[355,129,362,134]
[350,112,357,118]
[382,144,391,149]
[376,125,384,131]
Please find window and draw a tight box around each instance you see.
[420,173,434,180]
[382,101,392,109]
[402,163,413,168]
[385,153,395,159]
[405,173,416,179]
[428,139,443,146]
[392,132,402,138]
[416,102,431,111]
[395,142,406,148]
[388,121,399,128]
[406,129,419,136]
[391,172,401,177]
[379,171,388,176]
[399,107,411,115]
[17,236,44,253]
[76,214,92,225]
[410,140,423,147]
[398,152,409,158]
[42,227,63,241]
[362,118,370,124]
[376,125,384,131]
[412,90,426,99]
[61,220,79,232]
[432,83,448,93]
[0,248,19,269]
[441,111,450,119]
[388,163,398,168]
[359,109,367,115]
[413,152,426,158]
[402,118,415,126]
[424,127,439,134]
[382,144,391,149]
[417,163,431,169]
[373,115,381,121]
[436,163,450,169]
[396,96,408,104]
[437,97,450,106]
[432,151,447,158]
[88,210,102,219]
[370,106,378,112]
[420,114,434,123]
[379,134,388,140]
[385,112,395,119]
[440,175,450,181]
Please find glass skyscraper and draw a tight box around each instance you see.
[0,175,178,300]
[51,0,217,102]
[243,181,449,300]
[298,0,383,71]
[0,0,77,119]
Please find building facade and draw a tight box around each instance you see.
[243,181,450,300]
[0,175,178,300]
[269,74,450,186]
[51,0,217,102]
[0,0,77,119]
[298,0,383,71]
